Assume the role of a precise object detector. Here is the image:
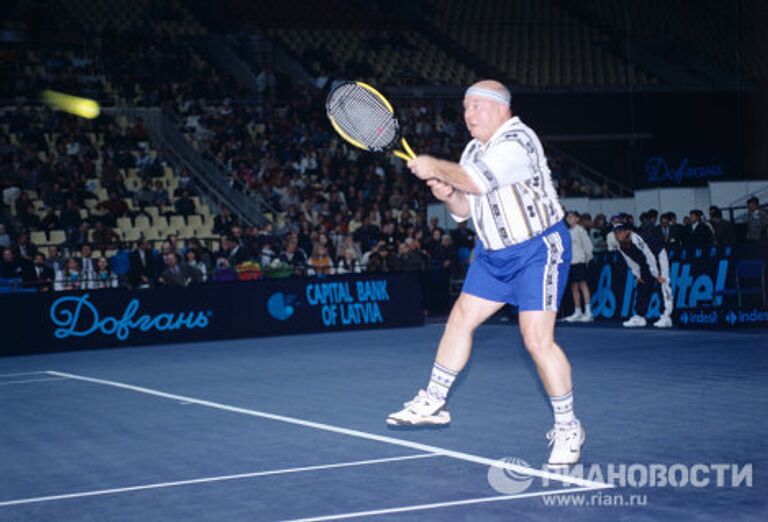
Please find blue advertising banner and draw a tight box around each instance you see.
[582,245,767,329]
[1,273,424,356]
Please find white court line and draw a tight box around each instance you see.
[0,371,49,378]
[46,371,613,490]
[280,486,607,522]
[0,377,67,387]
[0,454,438,508]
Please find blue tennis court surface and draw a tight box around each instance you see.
[2,323,766,521]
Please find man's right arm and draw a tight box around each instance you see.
[427,178,470,220]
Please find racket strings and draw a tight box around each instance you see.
[327,84,399,151]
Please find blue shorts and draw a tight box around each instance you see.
[462,221,572,311]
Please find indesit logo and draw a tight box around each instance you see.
[49,293,210,341]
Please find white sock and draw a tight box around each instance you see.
[427,362,457,402]
[584,304,592,315]
[550,391,576,426]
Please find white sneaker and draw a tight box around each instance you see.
[547,420,585,466]
[653,315,673,328]
[622,315,647,328]
[386,390,451,427]
[577,311,594,323]
[563,310,583,322]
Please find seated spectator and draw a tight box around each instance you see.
[429,234,459,275]
[214,206,238,236]
[174,189,196,216]
[90,256,118,289]
[308,244,333,275]
[152,180,170,207]
[185,238,212,269]
[97,191,130,227]
[258,241,277,270]
[134,179,155,208]
[14,231,38,262]
[55,257,83,291]
[395,238,425,272]
[279,235,308,276]
[25,252,55,292]
[158,251,201,287]
[364,241,393,273]
[91,221,120,251]
[39,208,60,232]
[211,257,239,283]
[450,221,475,250]
[1,248,28,280]
[336,248,362,274]
[185,250,208,283]
[220,234,250,266]
[60,198,83,234]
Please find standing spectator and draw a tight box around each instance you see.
[685,209,714,247]
[708,206,736,246]
[744,196,767,242]
[79,244,97,285]
[0,224,11,249]
[657,212,685,249]
[46,246,66,274]
[563,211,594,322]
[589,214,608,253]
[129,239,156,288]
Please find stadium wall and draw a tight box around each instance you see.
[1,273,424,356]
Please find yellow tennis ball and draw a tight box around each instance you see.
[42,90,101,119]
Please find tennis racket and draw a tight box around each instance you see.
[325,81,416,162]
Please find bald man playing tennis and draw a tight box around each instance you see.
[387,80,584,466]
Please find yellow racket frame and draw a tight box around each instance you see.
[328,81,416,162]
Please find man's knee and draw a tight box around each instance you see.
[523,334,553,357]
[446,298,479,332]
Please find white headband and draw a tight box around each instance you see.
[464,86,510,105]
